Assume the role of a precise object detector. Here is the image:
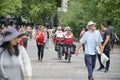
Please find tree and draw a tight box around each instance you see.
[0,0,57,25]
[0,0,22,16]
[21,0,56,24]
[58,0,120,38]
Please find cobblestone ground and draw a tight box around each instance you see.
[26,39,120,80]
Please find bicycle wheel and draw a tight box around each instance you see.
[57,45,60,60]
[57,51,60,59]
[57,45,62,60]
[59,46,62,60]
[68,48,71,63]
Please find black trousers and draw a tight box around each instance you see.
[37,42,45,60]
[98,49,110,70]
[22,38,28,49]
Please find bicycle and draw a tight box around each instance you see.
[64,43,76,63]
[55,42,64,60]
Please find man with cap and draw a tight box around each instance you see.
[0,26,32,80]
[76,21,103,80]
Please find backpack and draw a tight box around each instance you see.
[110,28,115,42]
[37,32,44,43]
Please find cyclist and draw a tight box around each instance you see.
[54,26,64,59]
[54,26,64,44]
[63,26,74,60]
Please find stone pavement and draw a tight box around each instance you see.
[26,39,120,80]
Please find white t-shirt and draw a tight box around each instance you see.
[64,32,73,39]
[55,31,64,38]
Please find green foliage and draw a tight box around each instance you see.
[20,0,56,24]
[0,0,57,24]
[58,0,120,39]
[0,0,22,16]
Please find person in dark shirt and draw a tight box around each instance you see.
[97,22,111,73]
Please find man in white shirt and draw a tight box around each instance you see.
[76,21,103,80]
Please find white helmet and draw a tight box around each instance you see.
[65,26,71,31]
[57,26,62,30]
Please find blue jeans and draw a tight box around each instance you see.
[85,54,96,80]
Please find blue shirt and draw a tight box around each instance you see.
[80,30,103,55]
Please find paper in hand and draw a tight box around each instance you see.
[95,46,101,54]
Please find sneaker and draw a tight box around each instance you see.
[104,69,108,73]
[40,58,42,61]
[41,60,44,63]
[38,57,40,60]
[90,77,94,80]
[97,67,104,71]
[89,77,94,80]
[40,59,44,62]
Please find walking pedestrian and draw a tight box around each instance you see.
[0,26,32,80]
[79,25,87,40]
[20,27,29,49]
[36,25,47,62]
[0,24,6,37]
[75,21,103,80]
[79,25,87,66]
[97,22,111,73]
[45,27,50,49]
[51,26,56,44]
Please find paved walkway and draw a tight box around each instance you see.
[26,39,120,80]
